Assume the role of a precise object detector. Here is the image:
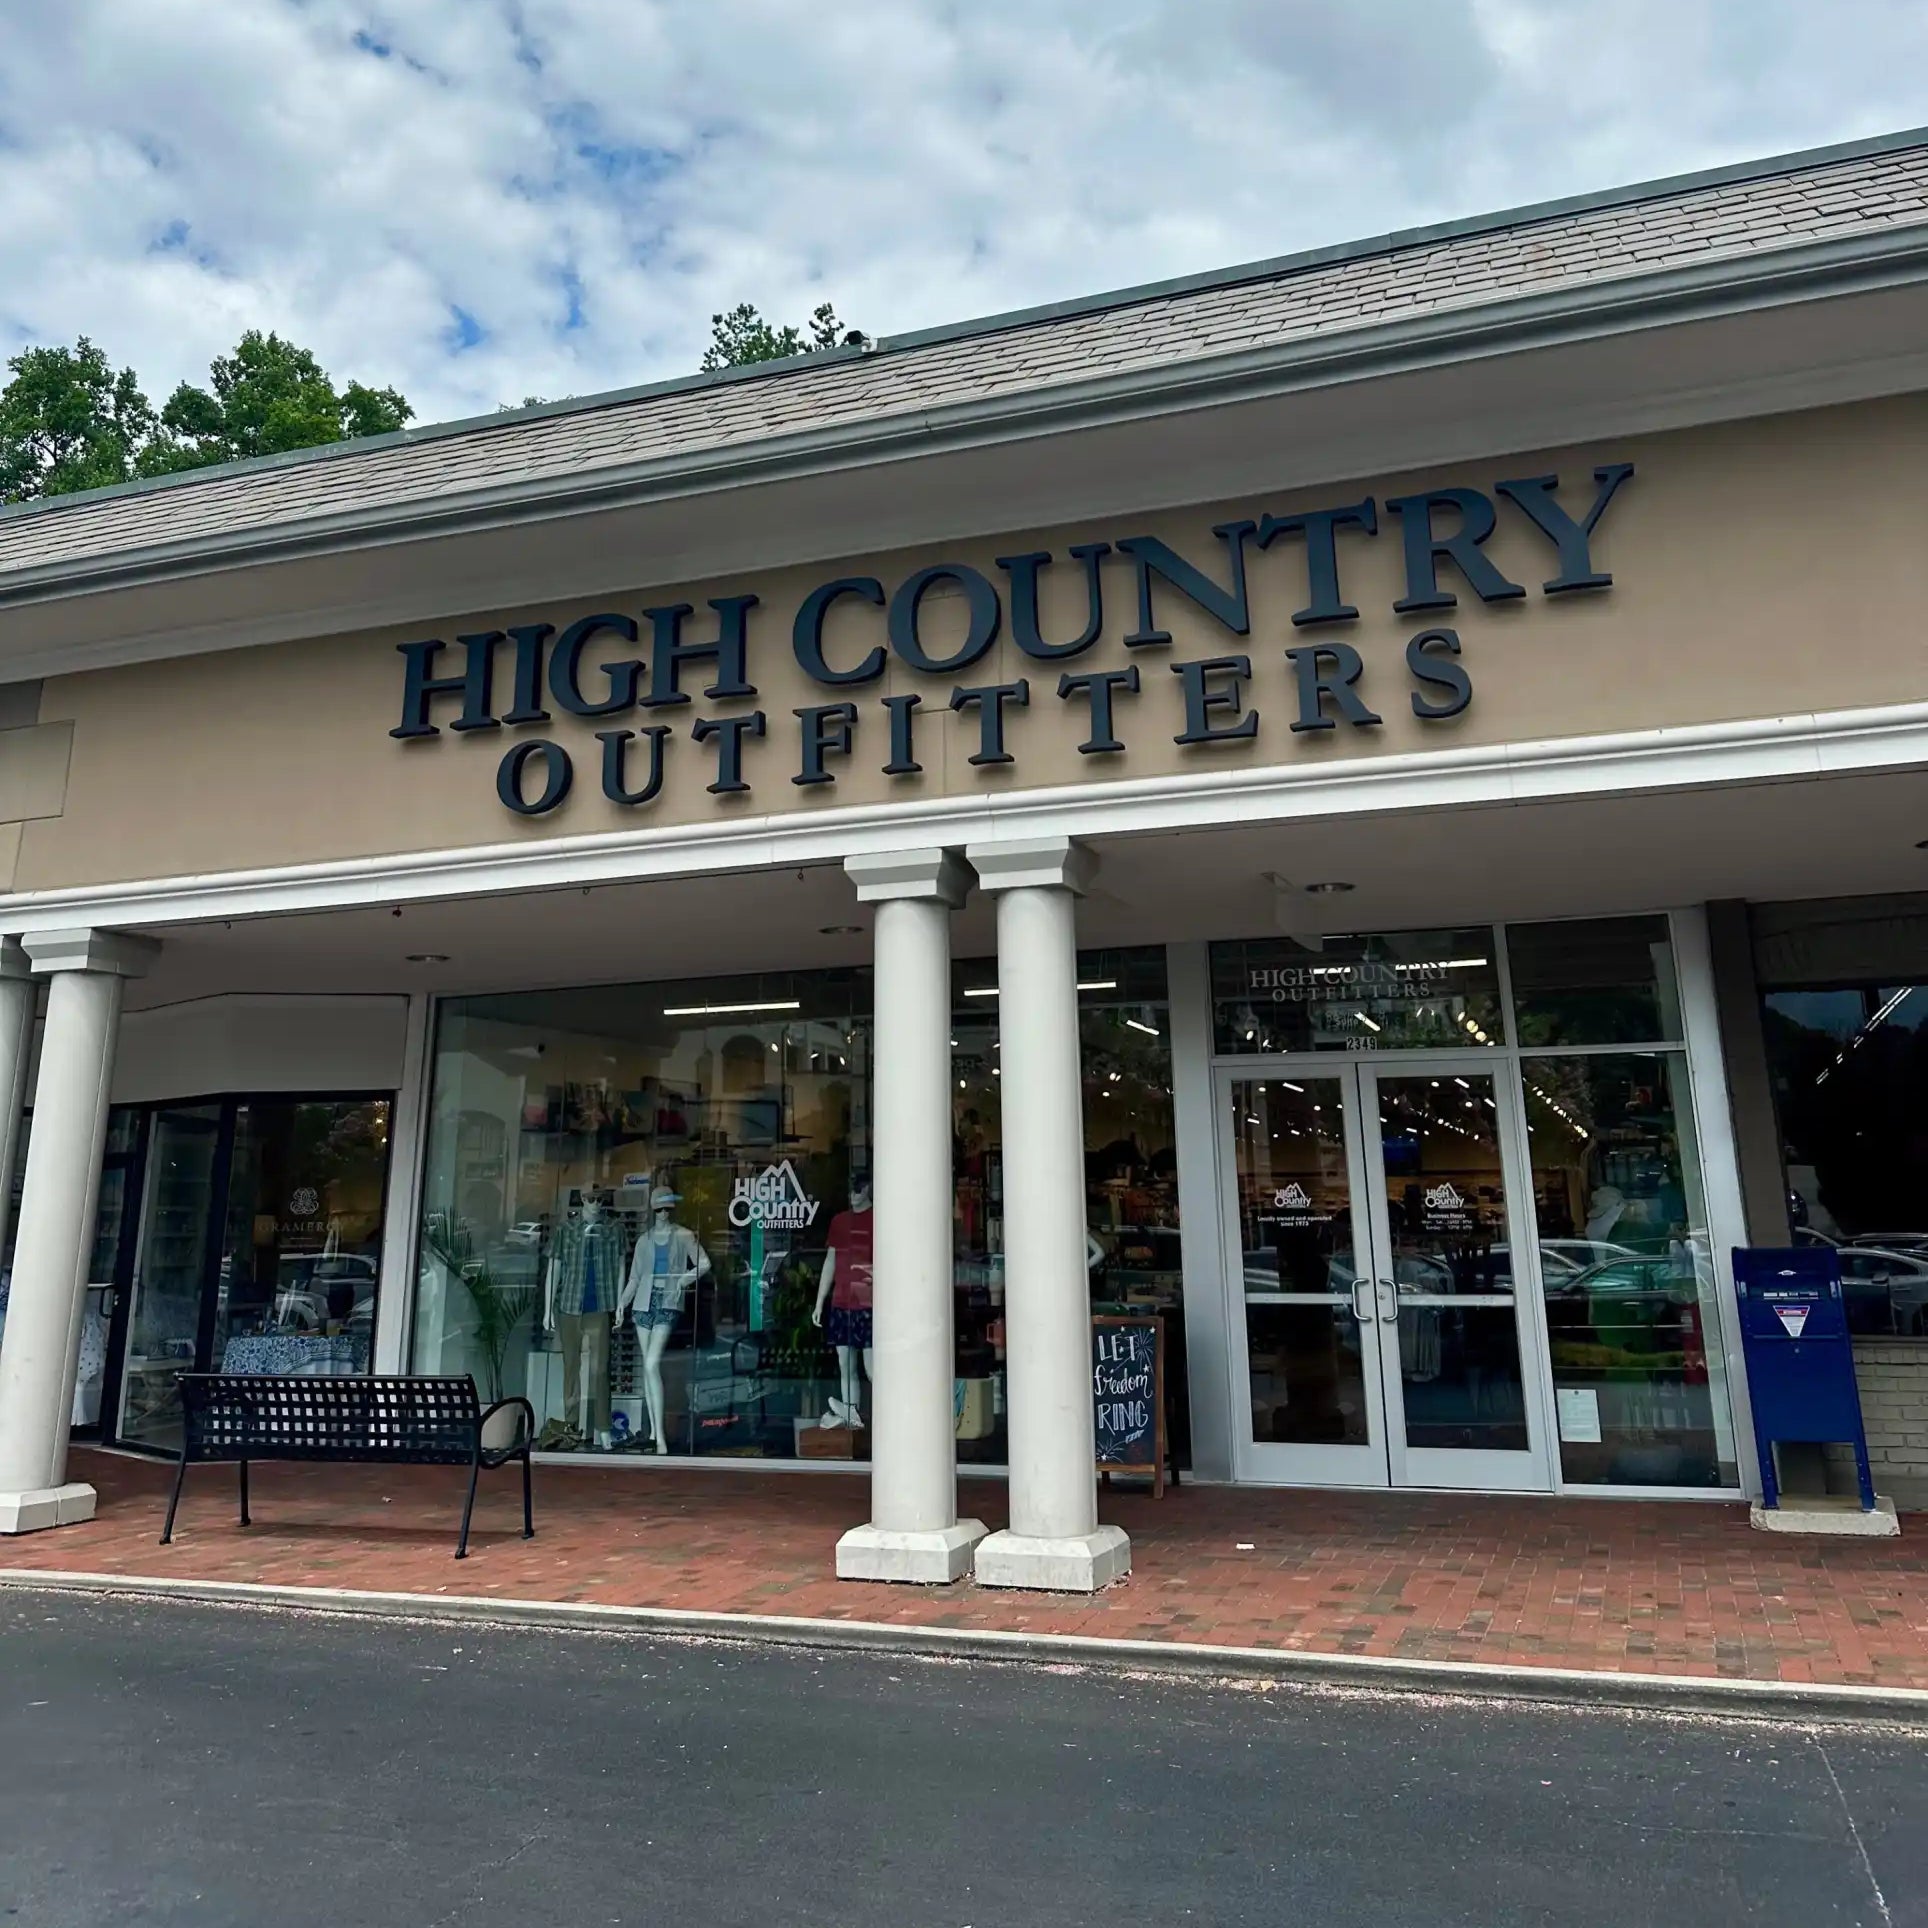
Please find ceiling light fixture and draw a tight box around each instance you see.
[661,999,803,1017]
[1304,881,1355,895]
[818,924,863,936]
[405,953,449,965]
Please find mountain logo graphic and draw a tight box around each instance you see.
[1422,1182,1466,1212]
[1273,1182,1314,1211]
[728,1159,820,1229]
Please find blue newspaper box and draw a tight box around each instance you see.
[1732,1246,1876,1511]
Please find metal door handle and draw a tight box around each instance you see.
[1349,1278,1372,1323]
[1376,1278,1400,1324]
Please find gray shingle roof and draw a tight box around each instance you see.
[4,131,1927,583]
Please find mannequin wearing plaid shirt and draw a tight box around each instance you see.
[544,1203,630,1441]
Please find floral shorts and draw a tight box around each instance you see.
[824,1306,872,1349]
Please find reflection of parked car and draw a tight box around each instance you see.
[505,1222,545,1248]
[271,1253,378,1333]
[1547,1256,1706,1377]
[1790,1228,1928,1333]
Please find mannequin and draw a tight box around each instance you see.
[812,1182,874,1428]
[542,1192,628,1449]
[618,1186,711,1454]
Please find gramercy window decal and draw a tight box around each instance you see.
[389,464,1634,815]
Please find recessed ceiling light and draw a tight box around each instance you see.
[818,924,863,935]
[1915,839,1928,850]
[405,952,450,964]
[1304,881,1355,895]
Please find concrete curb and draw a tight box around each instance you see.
[7,1566,1926,1728]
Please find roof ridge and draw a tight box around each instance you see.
[0,121,1923,531]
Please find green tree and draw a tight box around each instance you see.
[140,329,412,475]
[701,300,862,371]
[0,337,156,503]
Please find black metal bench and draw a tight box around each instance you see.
[162,1374,535,1559]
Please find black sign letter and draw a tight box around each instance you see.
[1255,499,1377,627]
[1057,665,1140,755]
[795,702,858,785]
[1387,489,1526,612]
[1285,643,1383,733]
[950,680,1030,766]
[1172,655,1259,745]
[997,544,1109,661]
[793,578,887,685]
[1495,464,1635,593]
[1406,628,1472,719]
[692,710,767,794]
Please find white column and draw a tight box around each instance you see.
[0,929,158,1533]
[0,939,35,1264]
[967,838,1129,1592]
[835,849,986,1583]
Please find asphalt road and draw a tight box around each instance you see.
[2,1590,1925,1927]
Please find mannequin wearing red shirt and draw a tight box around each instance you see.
[811,1183,874,1428]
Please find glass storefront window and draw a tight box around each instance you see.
[1522,1052,1736,1487]
[414,972,871,1460]
[211,1098,392,1370]
[116,1096,393,1452]
[1213,929,1503,1054]
[951,947,1185,1466]
[1508,916,1683,1046]
[1762,984,1928,1334]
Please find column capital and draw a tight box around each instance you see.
[0,938,29,983]
[844,848,972,908]
[22,929,161,979]
[965,837,1096,897]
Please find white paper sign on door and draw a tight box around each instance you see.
[1775,1304,1811,1338]
[1556,1387,1602,1443]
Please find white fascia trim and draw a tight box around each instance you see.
[3,697,1926,935]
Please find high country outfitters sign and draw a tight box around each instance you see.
[390,465,1633,815]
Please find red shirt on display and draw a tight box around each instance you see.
[826,1209,874,1309]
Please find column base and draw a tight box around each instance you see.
[0,1481,97,1535]
[973,1525,1130,1592]
[836,1518,988,1584]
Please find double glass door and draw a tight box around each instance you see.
[1220,1056,1553,1490]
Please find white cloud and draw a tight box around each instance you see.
[0,0,1923,424]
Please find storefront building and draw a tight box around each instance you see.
[2,130,1928,1584]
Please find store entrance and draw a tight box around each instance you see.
[1218,1056,1555,1491]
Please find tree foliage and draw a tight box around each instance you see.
[0,338,155,503]
[140,330,411,475]
[0,329,413,503]
[701,300,862,371]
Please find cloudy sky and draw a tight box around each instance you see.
[3,0,1926,427]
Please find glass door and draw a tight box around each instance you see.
[1360,1062,1551,1492]
[1220,1057,1555,1492]
[115,1104,225,1453]
[1218,1067,1388,1485]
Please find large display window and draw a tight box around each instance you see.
[952,947,1184,1466]
[415,972,873,1460]
[414,952,1185,1466]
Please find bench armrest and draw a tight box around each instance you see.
[479,1396,536,1455]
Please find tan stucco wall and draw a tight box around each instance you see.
[12,395,1928,893]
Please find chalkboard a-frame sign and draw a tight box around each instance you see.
[1092,1314,1172,1499]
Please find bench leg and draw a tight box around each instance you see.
[237,1459,251,1528]
[521,1450,534,1541]
[161,1456,189,1546]
[457,1454,481,1559]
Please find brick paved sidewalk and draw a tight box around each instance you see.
[7,1447,1927,1690]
